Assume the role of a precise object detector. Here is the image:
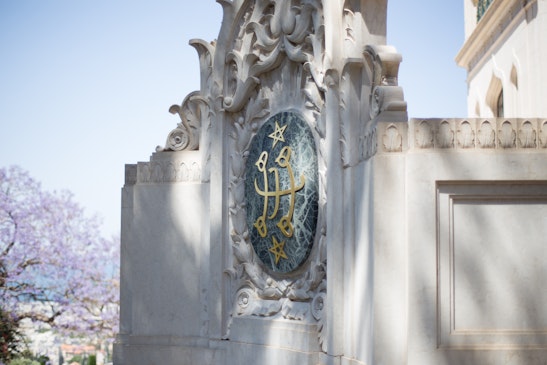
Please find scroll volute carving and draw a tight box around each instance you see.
[222,0,325,112]
[364,45,407,120]
[159,36,216,152]
[189,39,216,93]
[163,92,211,152]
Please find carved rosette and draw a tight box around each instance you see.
[221,0,328,349]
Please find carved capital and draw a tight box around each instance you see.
[364,45,407,121]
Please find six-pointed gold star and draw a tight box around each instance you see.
[268,121,288,148]
[269,236,288,264]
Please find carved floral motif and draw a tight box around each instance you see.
[137,160,201,184]
[416,120,434,148]
[457,121,475,148]
[518,121,536,148]
[223,0,325,113]
[478,121,495,148]
[382,125,402,152]
[437,121,454,148]
[218,1,328,349]
[499,121,516,148]
[541,121,547,148]
[377,118,547,152]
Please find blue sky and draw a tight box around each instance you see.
[0,1,467,236]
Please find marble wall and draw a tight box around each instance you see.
[113,0,547,363]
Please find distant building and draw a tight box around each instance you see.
[456,0,547,117]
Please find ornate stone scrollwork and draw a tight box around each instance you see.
[382,124,403,152]
[498,120,516,148]
[160,92,212,152]
[540,121,547,148]
[518,120,537,148]
[222,0,325,113]
[364,45,407,120]
[379,118,547,153]
[478,120,495,148]
[220,2,328,346]
[158,37,215,153]
[437,120,454,148]
[457,120,475,148]
[416,120,434,149]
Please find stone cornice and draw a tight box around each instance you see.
[377,118,547,153]
[456,0,536,75]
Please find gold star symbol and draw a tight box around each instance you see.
[268,121,288,148]
[269,236,288,265]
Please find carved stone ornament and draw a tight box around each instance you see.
[541,121,547,148]
[244,111,319,273]
[151,0,406,352]
[416,120,434,148]
[222,0,326,113]
[382,124,403,152]
[437,120,454,148]
[499,120,516,148]
[338,46,406,166]
[379,118,547,152]
[457,120,475,148]
[478,120,495,148]
[364,45,407,121]
[219,0,328,349]
[518,121,536,148]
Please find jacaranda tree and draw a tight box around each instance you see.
[0,166,119,360]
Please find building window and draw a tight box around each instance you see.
[477,0,494,21]
[496,89,504,117]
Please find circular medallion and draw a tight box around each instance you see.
[245,111,319,273]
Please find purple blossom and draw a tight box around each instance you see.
[0,166,119,341]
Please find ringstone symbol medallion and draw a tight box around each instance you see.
[245,111,319,273]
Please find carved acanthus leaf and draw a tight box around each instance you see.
[162,92,212,152]
[223,0,325,112]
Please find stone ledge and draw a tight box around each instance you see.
[377,118,547,153]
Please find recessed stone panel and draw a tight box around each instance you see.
[437,181,547,349]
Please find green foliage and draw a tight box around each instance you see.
[88,354,96,365]
[7,358,40,365]
[35,355,50,365]
[67,354,83,364]
[0,308,23,362]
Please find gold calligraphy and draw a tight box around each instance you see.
[253,147,305,238]
[252,121,306,264]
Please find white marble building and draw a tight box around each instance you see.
[114,1,547,364]
[457,0,547,117]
